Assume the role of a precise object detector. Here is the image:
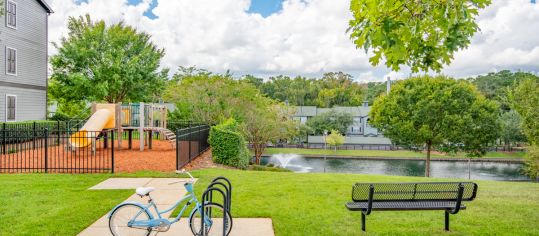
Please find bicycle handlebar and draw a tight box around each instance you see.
[175,169,195,181]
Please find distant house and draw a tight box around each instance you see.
[293,102,392,147]
[293,101,380,136]
[0,0,53,122]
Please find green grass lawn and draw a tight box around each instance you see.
[264,148,526,159]
[1,169,538,235]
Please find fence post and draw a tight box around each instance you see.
[176,128,179,170]
[33,121,36,149]
[44,128,48,173]
[2,123,5,154]
[111,130,115,173]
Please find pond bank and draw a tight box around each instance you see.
[260,154,525,163]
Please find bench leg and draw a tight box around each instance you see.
[361,213,366,231]
[445,211,449,231]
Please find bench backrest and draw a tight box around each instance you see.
[352,182,478,202]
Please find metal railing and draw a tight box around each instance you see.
[0,127,114,173]
[176,125,210,169]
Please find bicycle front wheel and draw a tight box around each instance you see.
[189,203,233,236]
[109,203,152,236]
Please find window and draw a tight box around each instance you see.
[6,95,16,121]
[6,47,16,75]
[6,1,16,29]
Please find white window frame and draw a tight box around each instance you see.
[6,0,17,29]
[5,94,16,122]
[5,47,17,76]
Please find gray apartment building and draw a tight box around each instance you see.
[0,0,52,122]
[293,102,393,147]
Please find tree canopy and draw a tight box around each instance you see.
[49,14,167,106]
[348,0,490,72]
[510,78,539,179]
[370,75,499,177]
[243,72,366,108]
[164,67,295,164]
[305,110,354,135]
[468,70,539,111]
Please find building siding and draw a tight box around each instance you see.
[0,0,48,121]
[0,86,46,121]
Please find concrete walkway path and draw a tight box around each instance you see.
[79,178,274,236]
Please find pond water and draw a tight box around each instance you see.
[260,154,529,181]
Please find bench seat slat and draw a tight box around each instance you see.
[346,201,467,211]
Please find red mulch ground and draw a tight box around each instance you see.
[0,139,222,173]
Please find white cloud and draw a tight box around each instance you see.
[47,0,539,81]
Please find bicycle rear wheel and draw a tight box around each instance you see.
[109,203,151,236]
[189,203,232,236]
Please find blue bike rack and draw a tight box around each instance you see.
[200,176,233,236]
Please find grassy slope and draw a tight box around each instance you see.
[264,148,526,159]
[1,169,538,235]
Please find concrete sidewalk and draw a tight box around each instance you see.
[79,178,274,236]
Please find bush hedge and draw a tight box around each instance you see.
[208,118,250,169]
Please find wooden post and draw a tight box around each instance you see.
[139,102,144,151]
[116,103,122,149]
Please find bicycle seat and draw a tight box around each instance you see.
[136,187,155,196]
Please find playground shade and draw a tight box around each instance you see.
[69,109,115,148]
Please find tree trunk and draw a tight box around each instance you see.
[425,141,432,177]
[254,143,265,165]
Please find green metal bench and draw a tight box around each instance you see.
[346,182,478,232]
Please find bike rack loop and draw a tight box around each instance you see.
[201,187,228,236]
[208,176,232,211]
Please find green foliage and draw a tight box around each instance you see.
[49,14,167,105]
[468,70,538,111]
[240,101,297,165]
[510,78,539,145]
[325,130,345,149]
[208,119,249,169]
[50,100,90,121]
[370,75,500,176]
[305,110,354,135]
[498,110,527,146]
[523,145,539,180]
[244,72,365,107]
[364,82,388,106]
[510,78,539,179]
[348,0,490,72]
[164,67,260,124]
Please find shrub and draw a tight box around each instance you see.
[523,145,539,181]
[208,118,249,169]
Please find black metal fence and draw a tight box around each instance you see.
[176,125,210,169]
[0,127,114,173]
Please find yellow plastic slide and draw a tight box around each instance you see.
[69,107,115,148]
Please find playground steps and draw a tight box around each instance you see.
[156,128,176,148]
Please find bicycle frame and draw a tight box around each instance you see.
[111,182,213,229]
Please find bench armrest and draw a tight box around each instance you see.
[362,184,375,215]
[446,183,465,214]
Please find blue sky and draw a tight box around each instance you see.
[126,0,284,19]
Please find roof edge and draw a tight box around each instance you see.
[37,0,53,13]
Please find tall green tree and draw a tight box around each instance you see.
[370,76,499,177]
[241,103,296,165]
[164,67,256,124]
[498,110,527,148]
[510,79,539,180]
[348,0,491,72]
[49,14,167,104]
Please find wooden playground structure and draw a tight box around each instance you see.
[72,102,176,152]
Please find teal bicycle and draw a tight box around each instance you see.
[108,170,232,236]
